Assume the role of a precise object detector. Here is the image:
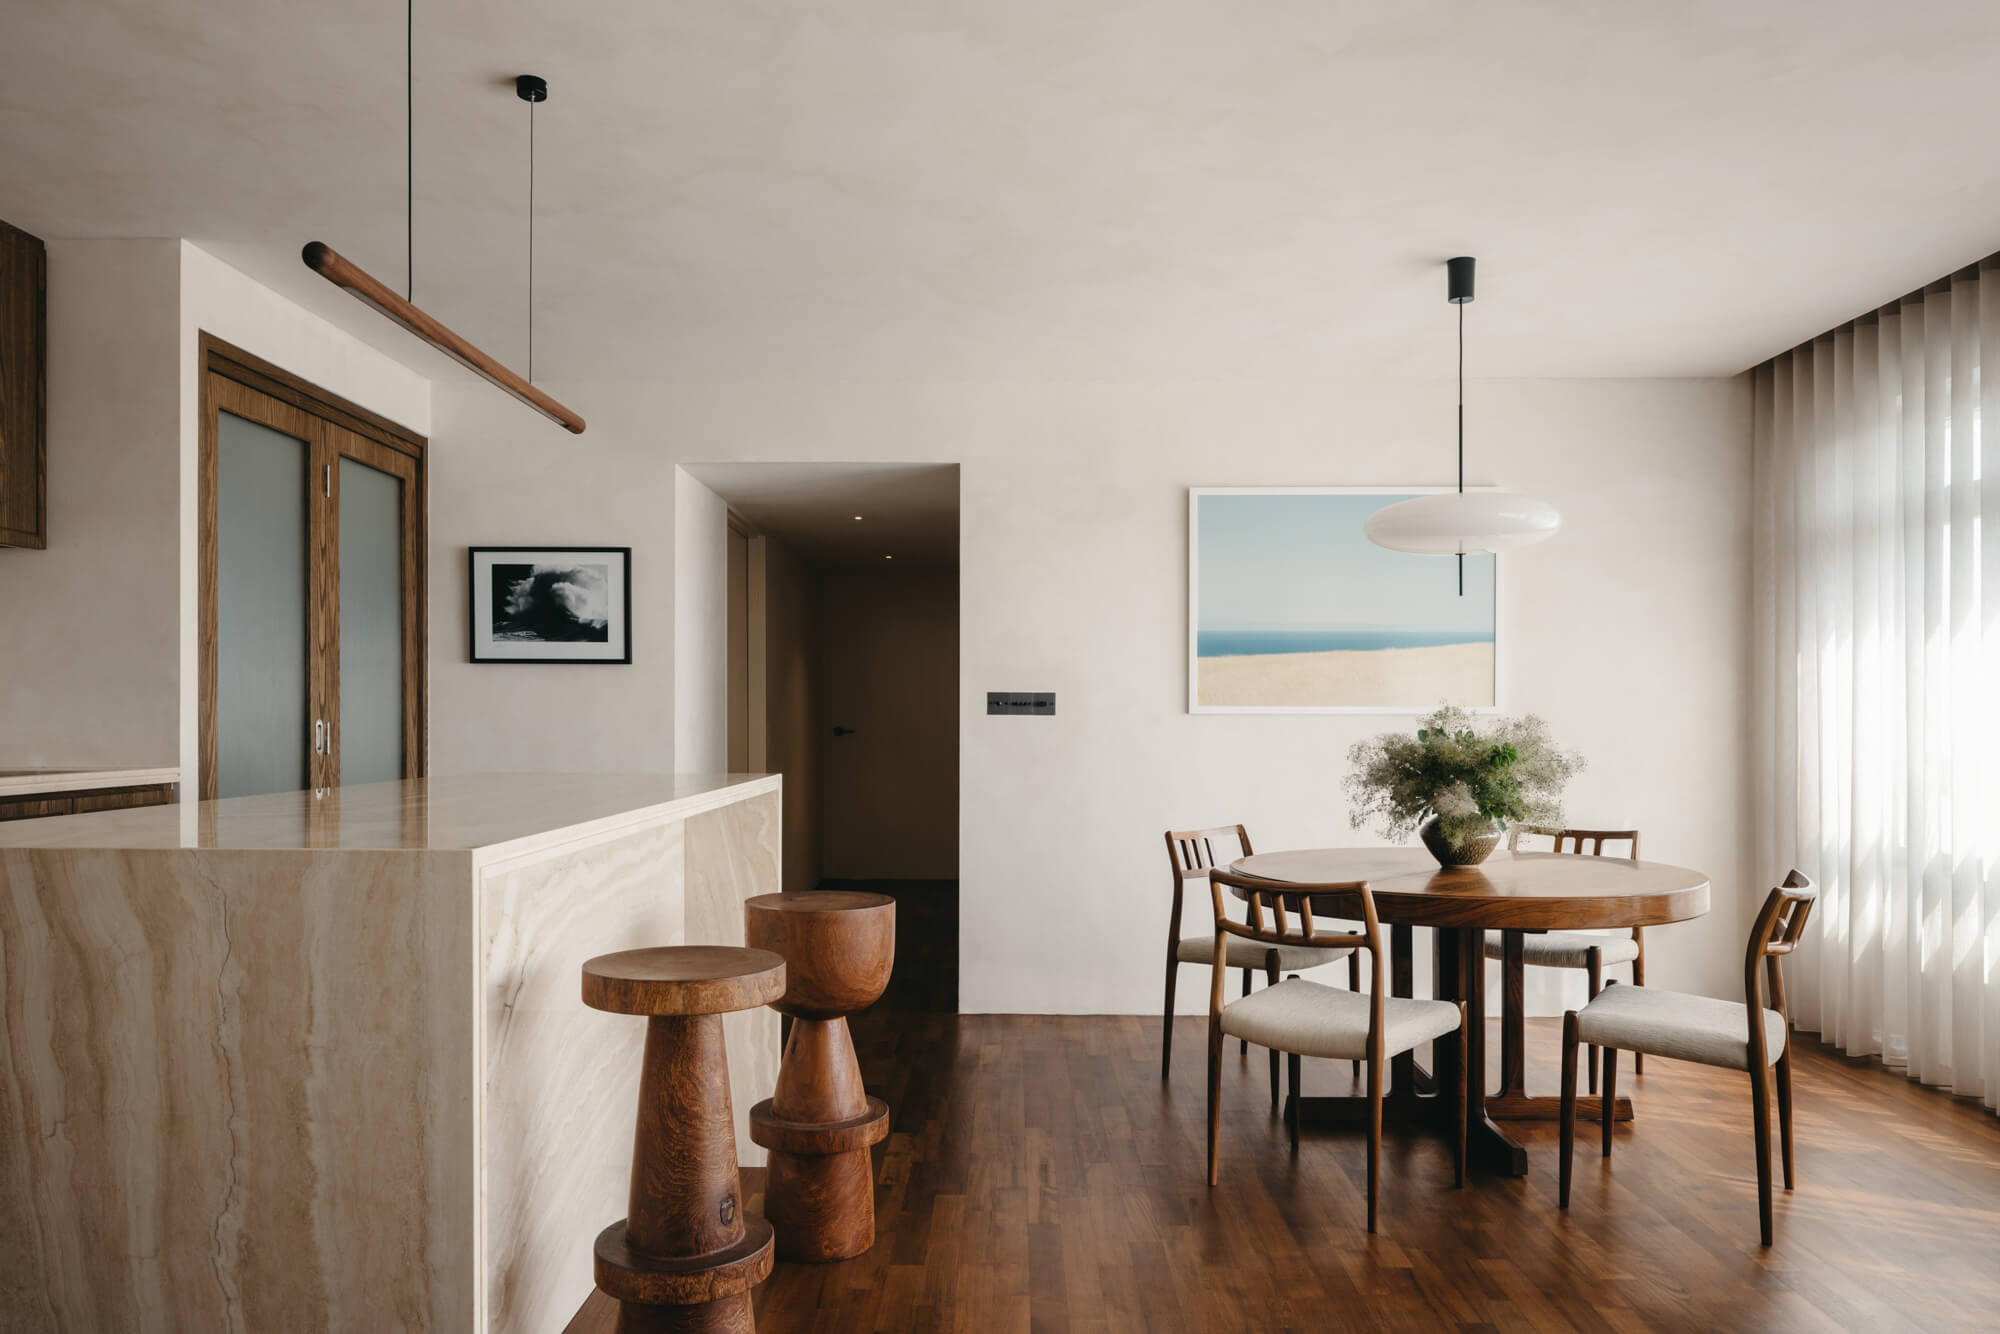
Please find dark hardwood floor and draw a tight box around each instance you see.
[733,1009,2000,1333]
[564,911,1998,1332]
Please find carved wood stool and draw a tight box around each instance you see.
[743,891,895,1262]
[582,945,787,1334]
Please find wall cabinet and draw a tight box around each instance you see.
[0,217,47,549]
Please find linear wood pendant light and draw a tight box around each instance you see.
[303,241,584,433]
[304,5,584,433]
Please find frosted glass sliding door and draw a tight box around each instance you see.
[202,351,425,800]
[216,411,310,799]
[338,454,406,785]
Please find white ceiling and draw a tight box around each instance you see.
[685,463,959,572]
[4,2,1998,383]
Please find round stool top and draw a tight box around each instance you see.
[743,892,895,1019]
[744,890,895,916]
[581,945,786,1016]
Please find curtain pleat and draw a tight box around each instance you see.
[1753,260,1997,1109]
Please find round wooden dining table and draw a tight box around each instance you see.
[1228,846,1709,1176]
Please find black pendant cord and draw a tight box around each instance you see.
[1457,294,1465,596]
[406,0,413,302]
[528,96,535,383]
[1457,297,1465,494]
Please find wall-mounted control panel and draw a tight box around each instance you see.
[987,691,1055,716]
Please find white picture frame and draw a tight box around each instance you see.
[1187,487,1503,714]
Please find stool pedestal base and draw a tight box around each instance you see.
[749,1095,891,1262]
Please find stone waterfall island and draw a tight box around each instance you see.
[0,772,783,1334]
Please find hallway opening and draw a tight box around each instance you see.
[688,462,961,1011]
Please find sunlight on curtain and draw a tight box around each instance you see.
[1752,255,1999,1111]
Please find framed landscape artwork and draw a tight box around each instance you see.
[469,546,632,663]
[1188,488,1499,713]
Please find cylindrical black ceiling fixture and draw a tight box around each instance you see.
[1447,255,1476,305]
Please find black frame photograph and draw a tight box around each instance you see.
[468,546,632,663]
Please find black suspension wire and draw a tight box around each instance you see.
[1457,297,1465,494]
[528,97,535,383]
[406,0,413,302]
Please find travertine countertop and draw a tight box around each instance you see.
[0,771,778,854]
[0,766,181,798]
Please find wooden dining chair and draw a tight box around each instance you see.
[1490,827,1644,1090]
[1164,827,1358,1108]
[1205,868,1466,1233]
[1559,870,1816,1246]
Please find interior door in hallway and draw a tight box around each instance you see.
[820,572,958,879]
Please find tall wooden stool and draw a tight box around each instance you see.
[743,892,895,1262]
[582,945,787,1333]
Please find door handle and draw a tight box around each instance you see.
[832,726,856,737]
[314,719,326,755]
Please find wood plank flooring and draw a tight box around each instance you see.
[573,1011,2000,1332]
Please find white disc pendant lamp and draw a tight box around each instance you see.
[1364,257,1559,570]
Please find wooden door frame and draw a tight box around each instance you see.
[198,334,428,800]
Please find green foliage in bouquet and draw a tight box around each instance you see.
[1344,706,1583,845]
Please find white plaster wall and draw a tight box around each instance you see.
[0,240,181,769]
[672,468,728,774]
[425,376,1754,1010]
[176,243,432,793]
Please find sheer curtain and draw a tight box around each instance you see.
[1752,255,1999,1111]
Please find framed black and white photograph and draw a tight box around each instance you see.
[469,546,632,663]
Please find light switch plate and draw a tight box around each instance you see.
[987,691,1055,716]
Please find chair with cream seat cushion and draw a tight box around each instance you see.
[1560,871,1817,1247]
[1205,868,1466,1233]
[1512,931,1641,969]
[1163,827,1358,1107]
[1571,981,1786,1071]
[1220,978,1461,1062]
[1174,933,1357,973]
[1486,827,1645,1092]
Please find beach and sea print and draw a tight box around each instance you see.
[1189,489,1497,712]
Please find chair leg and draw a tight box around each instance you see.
[1206,1018,1223,1188]
[1776,1047,1795,1191]
[1750,1062,1774,1245]
[1239,968,1251,1055]
[1453,1002,1468,1188]
[1266,954,1281,1110]
[1161,956,1178,1081]
[1365,1050,1383,1233]
[1586,947,1602,1095]
[1348,952,1363,1083]
[1559,1012,1578,1209]
[1287,1053,1302,1153]
[1630,946,1645,1075]
[1600,1045,1618,1159]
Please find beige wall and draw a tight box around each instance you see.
[0,240,181,769]
[761,535,823,892]
[819,571,959,880]
[0,240,435,780]
[426,375,1754,1012]
[672,469,729,773]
